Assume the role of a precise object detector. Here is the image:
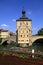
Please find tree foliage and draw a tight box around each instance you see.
[0,38,2,43]
[37,28,43,35]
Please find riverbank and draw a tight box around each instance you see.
[0,54,43,65]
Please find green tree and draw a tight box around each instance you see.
[37,28,43,35]
[0,38,2,43]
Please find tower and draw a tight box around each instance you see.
[16,10,32,47]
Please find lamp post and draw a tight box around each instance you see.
[32,49,35,58]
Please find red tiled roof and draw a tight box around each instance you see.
[9,32,14,36]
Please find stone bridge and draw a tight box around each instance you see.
[29,35,43,46]
[1,35,43,46]
[0,36,16,45]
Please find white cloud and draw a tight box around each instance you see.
[1,24,8,27]
[12,19,16,22]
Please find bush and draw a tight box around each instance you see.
[0,38,2,43]
[35,54,43,59]
[17,52,29,58]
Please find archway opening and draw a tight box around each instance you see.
[32,38,43,51]
[2,40,8,47]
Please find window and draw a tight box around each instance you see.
[27,43,29,46]
[29,29,30,31]
[27,35,28,37]
[26,22,28,25]
[21,35,22,37]
[24,35,25,37]
[20,22,22,25]
[21,40,24,41]
[27,40,28,41]
[27,31,28,33]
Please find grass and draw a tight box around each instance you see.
[0,44,43,59]
[0,51,10,55]
[35,54,43,59]
[17,52,30,58]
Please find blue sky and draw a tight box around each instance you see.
[0,0,43,35]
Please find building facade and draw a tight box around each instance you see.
[0,29,10,38]
[16,10,32,47]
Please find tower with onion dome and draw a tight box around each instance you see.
[16,10,32,47]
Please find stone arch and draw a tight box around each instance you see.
[32,38,43,51]
[2,40,8,46]
[32,38,43,45]
[1,38,9,45]
[0,36,16,46]
[31,36,43,43]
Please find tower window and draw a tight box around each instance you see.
[26,22,28,25]
[27,40,28,41]
[27,31,28,33]
[24,35,25,37]
[21,40,24,41]
[27,43,29,46]
[29,29,30,31]
[27,35,28,37]
[20,22,22,25]
[21,35,22,37]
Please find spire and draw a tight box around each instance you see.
[22,9,26,17]
[16,9,32,21]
